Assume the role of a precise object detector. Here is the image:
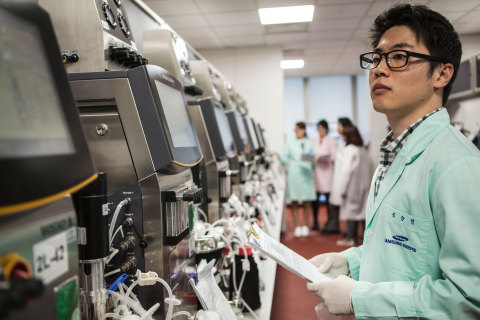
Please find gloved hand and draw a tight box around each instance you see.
[307,275,356,315]
[309,252,349,278]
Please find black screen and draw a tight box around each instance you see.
[213,105,235,158]
[0,9,74,158]
[476,55,480,89]
[451,60,471,95]
[155,80,197,148]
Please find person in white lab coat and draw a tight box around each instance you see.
[325,118,352,234]
[311,119,336,231]
[335,126,371,246]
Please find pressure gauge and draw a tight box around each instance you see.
[113,0,122,7]
[102,3,116,29]
[118,13,130,37]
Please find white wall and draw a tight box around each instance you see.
[284,78,305,142]
[199,47,284,153]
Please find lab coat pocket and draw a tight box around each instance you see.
[379,205,429,280]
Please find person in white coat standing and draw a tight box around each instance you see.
[336,126,371,246]
[325,118,352,234]
[311,119,336,231]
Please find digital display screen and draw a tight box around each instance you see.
[213,105,235,157]
[451,60,471,94]
[245,117,259,150]
[234,110,250,152]
[155,80,198,148]
[0,11,74,159]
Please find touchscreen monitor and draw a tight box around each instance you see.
[213,105,235,158]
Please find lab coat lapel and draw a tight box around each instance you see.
[366,108,451,227]
[367,153,408,226]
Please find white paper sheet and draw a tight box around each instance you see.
[247,223,331,283]
[194,260,236,319]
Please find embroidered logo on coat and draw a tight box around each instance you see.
[392,235,409,242]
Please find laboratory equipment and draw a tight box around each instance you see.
[187,60,239,222]
[38,0,147,72]
[0,2,96,319]
[69,64,203,318]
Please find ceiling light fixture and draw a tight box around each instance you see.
[259,5,314,25]
[280,59,305,69]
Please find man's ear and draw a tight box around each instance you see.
[433,63,454,89]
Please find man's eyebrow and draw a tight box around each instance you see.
[374,42,414,52]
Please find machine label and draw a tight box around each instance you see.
[102,203,110,216]
[33,231,69,285]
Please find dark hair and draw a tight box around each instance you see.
[317,119,329,133]
[338,117,352,127]
[370,3,462,105]
[295,121,307,138]
[343,126,363,147]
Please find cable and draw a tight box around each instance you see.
[171,311,193,319]
[108,198,131,244]
[105,249,119,264]
[197,207,208,222]
[103,313,122,319]
[109,225,123,247]
[241,297,260,320]
[104,268,121,278]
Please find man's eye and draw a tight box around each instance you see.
[372,57,381,63]
[392,53,407,60]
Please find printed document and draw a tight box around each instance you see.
[248,223,331,283]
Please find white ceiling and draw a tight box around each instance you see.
[143,0,480,77]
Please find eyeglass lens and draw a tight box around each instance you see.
[361,51,409,69]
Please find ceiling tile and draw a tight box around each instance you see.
[175,27,218,39]
[145,0,198,15]
[314,3,370,20]
[266,32,308,45]
[187,36,223,49]
[215,25,265,37]
[307,38,348,48]
[204,11,260,26]
[222,35,265,47]
[309,18,361,31]
[196,0,257,13]
[428,0,479,12]
[162,14,210,29]
[308,29,353,41]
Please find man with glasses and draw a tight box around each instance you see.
[306,3,480,318]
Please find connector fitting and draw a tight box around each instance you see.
[135,269,158,286]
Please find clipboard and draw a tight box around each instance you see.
[247,223,331,283]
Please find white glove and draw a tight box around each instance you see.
[307,275,355,315]
[309,252,349,278]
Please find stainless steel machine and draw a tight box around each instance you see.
[39,0,148,72]
[0,3,97,319]
[69,65,203,317]
[36,0,203,317]
[143,29,201,96]
[187,60,239,222]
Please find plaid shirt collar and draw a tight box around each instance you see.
[374,108,443,197]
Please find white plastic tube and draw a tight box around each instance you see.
[105,248,119,264]
[109,199,130,243]
[103,313,123,319]
[171,311,193,319]
[104,268,121,278]
[109,225,124,247]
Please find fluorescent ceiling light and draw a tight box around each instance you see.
[281,59,305,69]
[259,5,314,25]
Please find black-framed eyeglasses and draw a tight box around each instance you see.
[359,50,444,70]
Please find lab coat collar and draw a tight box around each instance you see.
[366,108,450,227]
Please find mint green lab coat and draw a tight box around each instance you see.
[280,138,316,202]
[343,108,480,319]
